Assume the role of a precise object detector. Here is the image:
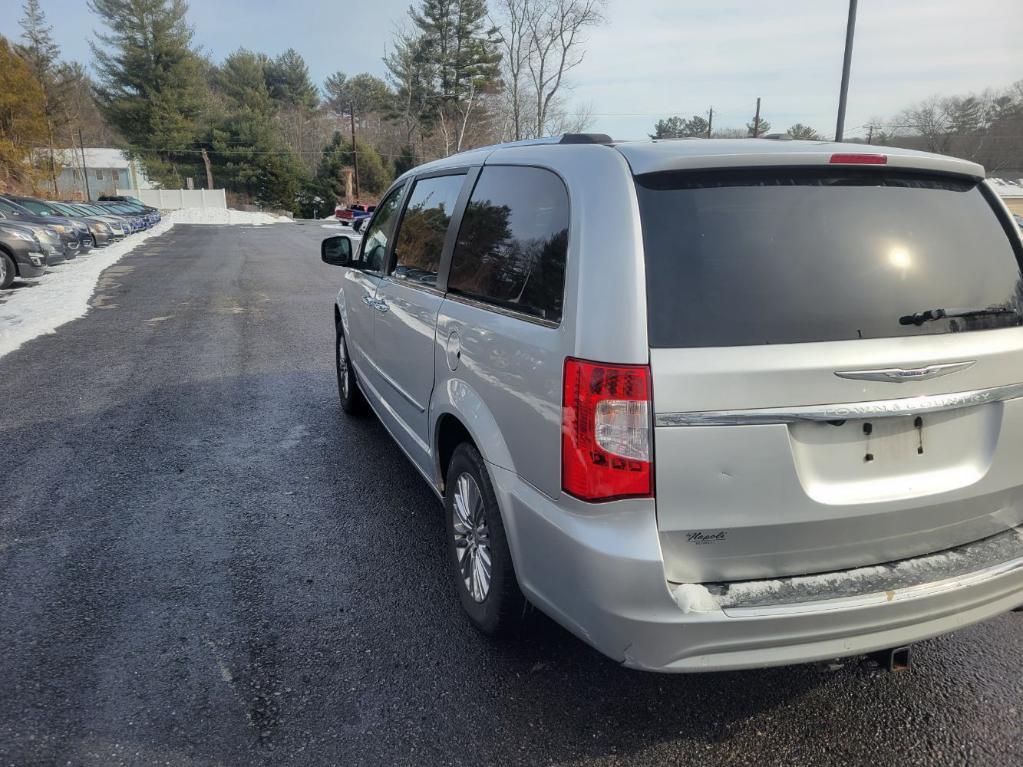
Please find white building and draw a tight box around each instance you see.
[48,148,155,199]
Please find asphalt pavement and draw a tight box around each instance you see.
[1,222,1022,766]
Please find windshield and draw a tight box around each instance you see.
[636,169,1023,347]
[16,199,60,216]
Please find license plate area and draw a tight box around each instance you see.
[787,404,1001,504]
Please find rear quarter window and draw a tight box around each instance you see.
[448,165,569,324]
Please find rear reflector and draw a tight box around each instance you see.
[829,153,887,165]
[562,358,653,502]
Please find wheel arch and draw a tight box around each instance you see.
[0,243,19,276]
[431,380,516,493]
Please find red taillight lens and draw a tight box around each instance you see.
[829,153,887,165]
[562,358,653,502]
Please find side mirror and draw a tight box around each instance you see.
[321,235,353,266]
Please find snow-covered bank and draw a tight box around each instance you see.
[0,208,292,360]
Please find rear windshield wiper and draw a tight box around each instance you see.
[899,307,1019,326]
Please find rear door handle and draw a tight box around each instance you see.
[362,295,389,313]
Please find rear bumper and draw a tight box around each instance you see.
[490,464,1023,672]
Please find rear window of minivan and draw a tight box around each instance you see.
[635,169,1023,347]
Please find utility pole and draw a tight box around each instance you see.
[707,107,713,138]
[867,125,874,144]
[350,110,360,201]
[835,0,858,141]
[201,147,214,189]
[753,97,762,138]
[78,127,91,201]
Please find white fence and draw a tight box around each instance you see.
[116,188,227,210]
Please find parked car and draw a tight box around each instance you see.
[320,135,1023,672]
[47,202,116,247]
[4,195,93,255]
[70,203,129,239]
[0,214,64,263]
[0,196,85,260]
[0,221,48,289]
[95,202,149,232]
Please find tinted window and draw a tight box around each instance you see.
[357,184,405,272]
[17,199,57,216]
[0,199,22,215]
[391,174,464,287]
[635,170,1023,347]
[448,166,569,323]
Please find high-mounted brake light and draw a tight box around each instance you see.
[562,358,653,502]
[829,153,887,165]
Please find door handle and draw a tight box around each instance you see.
[362,295,389,313]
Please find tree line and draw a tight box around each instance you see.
[0,0,607,216]
[648,80,1023,176]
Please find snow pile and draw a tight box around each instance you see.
[168,208,291,225]
[988,178,1023,198]
[0,208,292,360]
[670,583,720,614]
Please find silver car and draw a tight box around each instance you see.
[321,135,1023,672]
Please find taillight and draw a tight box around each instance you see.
[562,357,653,502]
[829,153,887,165]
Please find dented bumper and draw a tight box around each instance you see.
[489,463,1023,672]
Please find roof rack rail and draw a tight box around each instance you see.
[559,133,614,145]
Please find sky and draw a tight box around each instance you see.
[2,0,1020,142]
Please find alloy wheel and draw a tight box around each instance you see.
[452,472,492,602]
[337,336,349,399]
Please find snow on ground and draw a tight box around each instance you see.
[0,208,292,360]
[169,208,291,225]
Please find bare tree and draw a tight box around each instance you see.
[526,0,604,137]
[492,0,604,139]
[492,0,531,140]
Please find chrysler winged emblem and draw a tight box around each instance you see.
[835,361,976,383]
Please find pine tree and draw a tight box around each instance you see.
[786,123,820,140]
[206,49,306,207]
[264,49,319,110]
[682,115,710,137]
[649,116,685,139]
[89,0,206,186]
[16,0,60,80]
[384,27,437,159]
[317,132,392,199]
[16,0,68,193]
[410,0,501,152]
[323,72,392,197]
[746,117,771,137]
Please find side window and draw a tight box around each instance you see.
[356,184,405,272]
[391,174,465,287]
[448,166,569,323]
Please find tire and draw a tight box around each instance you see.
[0,252,14,289]
[445,442,526,636]
[336,326,367,415]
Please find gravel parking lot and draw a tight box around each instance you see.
[1,223,1022,766]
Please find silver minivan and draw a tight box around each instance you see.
[321,135,1023,672]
